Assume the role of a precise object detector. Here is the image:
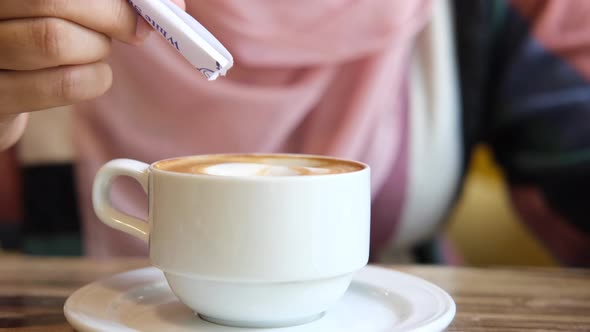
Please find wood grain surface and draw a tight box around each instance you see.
[0,257,588,331]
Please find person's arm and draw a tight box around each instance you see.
[488,0,590,266]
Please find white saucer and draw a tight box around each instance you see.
[64,265,455,332]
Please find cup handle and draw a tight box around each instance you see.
[92,159,150,243]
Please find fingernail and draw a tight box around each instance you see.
[135,20,153,44]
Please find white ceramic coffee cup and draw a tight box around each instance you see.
[92,154,370,328]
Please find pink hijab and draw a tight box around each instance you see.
[74,0,433,257]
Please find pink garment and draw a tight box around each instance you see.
[74,0,433,257]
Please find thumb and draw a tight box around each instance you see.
[135,0,187,42]
[171,0,186,10]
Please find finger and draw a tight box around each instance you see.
[0,0,141,44]
[0,113,28,151]
[135,0,187,40]
[0,18,111,71]
[0,62,113,114]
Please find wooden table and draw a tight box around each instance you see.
[1,257,589,331]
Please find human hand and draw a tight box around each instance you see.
[0,0,185,150]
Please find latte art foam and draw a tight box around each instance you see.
[154,155,364,177]
[203,163,333,177]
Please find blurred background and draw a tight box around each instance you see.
[0,106,556,266]
[0,107,81,256]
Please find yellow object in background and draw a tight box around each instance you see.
[446,145,557,266]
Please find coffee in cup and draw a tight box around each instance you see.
[93,153,370,328]
[154,154,363,177]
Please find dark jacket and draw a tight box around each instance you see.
[452,0,590,266]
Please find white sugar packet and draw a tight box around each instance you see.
[127,0,233,80]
